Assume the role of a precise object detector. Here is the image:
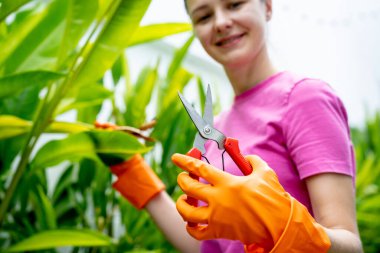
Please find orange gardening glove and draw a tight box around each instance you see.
[171,153,331,253]
[94,121,165,209]
[111,154,165,209]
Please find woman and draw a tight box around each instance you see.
[109,0,363,252]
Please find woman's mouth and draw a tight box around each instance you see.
[215,33,245,47]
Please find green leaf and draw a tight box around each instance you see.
[0,9,45,66]
[111,55,124,85]
[73,0,151,87]
[0,0,32,21]
[166,35,194,82]
[358,193,380,212]
[197,76,206,113]
[0,116,92,140]
[6,229,113,252]
[128,23,192,47]
[56,0,98,68]
[78,159,96,191]
[56,84,113,114]
[4,0,68,73]
[0,115,31,139]
[0,71,65,99]
[157,36,194,115]
[30,184,57,230]
[160,67,193,115]
[31,132,98,169]
[356,154,376,192]
[52,165,75,204]
[125,65,158,127]
[88,130,151,157]
[32,130,151,169]
[47,121,92,134]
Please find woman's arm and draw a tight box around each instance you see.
[146,191,200,253]
[305,173,363,253]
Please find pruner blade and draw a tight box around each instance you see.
[178,87,225,150]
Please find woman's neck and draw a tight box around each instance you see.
[224,47,278,96]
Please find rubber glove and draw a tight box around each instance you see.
[110,154,165,209]
[172,153,331,253]
[94,121,165,209]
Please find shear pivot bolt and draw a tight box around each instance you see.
[204,126,211,135]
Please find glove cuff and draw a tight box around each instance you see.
[111,154,165,209]
[269,195,331,253]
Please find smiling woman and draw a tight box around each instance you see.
[119,0,364,253]
[186,0,272,76]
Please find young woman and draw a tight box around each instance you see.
[109,0,363,252]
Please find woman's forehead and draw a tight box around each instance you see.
[186,0,217,14]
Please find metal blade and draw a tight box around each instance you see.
[178,91,208,134]
[204,84,214,126]
[178,91,226,150]
[193,133,206,154]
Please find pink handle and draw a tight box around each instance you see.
[185,147,201,227]
[224,138,253,176]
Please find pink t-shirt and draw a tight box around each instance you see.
[200,71,356,253]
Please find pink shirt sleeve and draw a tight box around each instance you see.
[282,79,355,180]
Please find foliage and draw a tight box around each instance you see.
[0,0,196,252]
[351,112,380,253]
[2,1,378,253]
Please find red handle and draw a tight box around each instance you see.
[185,147,201,227]
[224,138,253,176]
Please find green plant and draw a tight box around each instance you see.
[352,112,380,253]
[0,0,199,252]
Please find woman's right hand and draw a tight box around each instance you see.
[110,154,165,209]
[94,121,165,209]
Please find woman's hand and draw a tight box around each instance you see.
[110,154,165,209]
[172,153,331,252]
[94,121,165,209]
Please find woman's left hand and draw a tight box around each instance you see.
[172,153,331,253]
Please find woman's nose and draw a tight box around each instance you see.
[214,10,232,33]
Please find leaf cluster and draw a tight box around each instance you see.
[0,0,203,252]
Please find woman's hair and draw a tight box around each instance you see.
[184,0,188,13]
[184,0,266,13]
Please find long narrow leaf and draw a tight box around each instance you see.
[0,0,32,21]
[32,130,151,169]
[47,121,92,133]
[0,71,65,99]
[128,23,192,47]
[6,229,113,252]
[4,0,68,73]
[30,184,57,230]
[73,0,151,87]
[0,115,31,139]
[87,130,151,156]
[157,36,194,115]
[31,132,99,169]
[125,65,158,127]
[0,116,92,140]
[0,9,45,66]
[166,35,194,81]
[56,0,98,67]
[56,84,113,114]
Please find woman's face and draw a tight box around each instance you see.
[186,0,271,68]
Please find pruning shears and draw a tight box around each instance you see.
[178,85,253,226]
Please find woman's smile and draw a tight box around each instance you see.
[215,32,246,48]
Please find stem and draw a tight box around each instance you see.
[0,92,51,224]
[0,0,122,225]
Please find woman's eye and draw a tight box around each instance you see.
[195,14,211,24]
[228,1,243,10]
